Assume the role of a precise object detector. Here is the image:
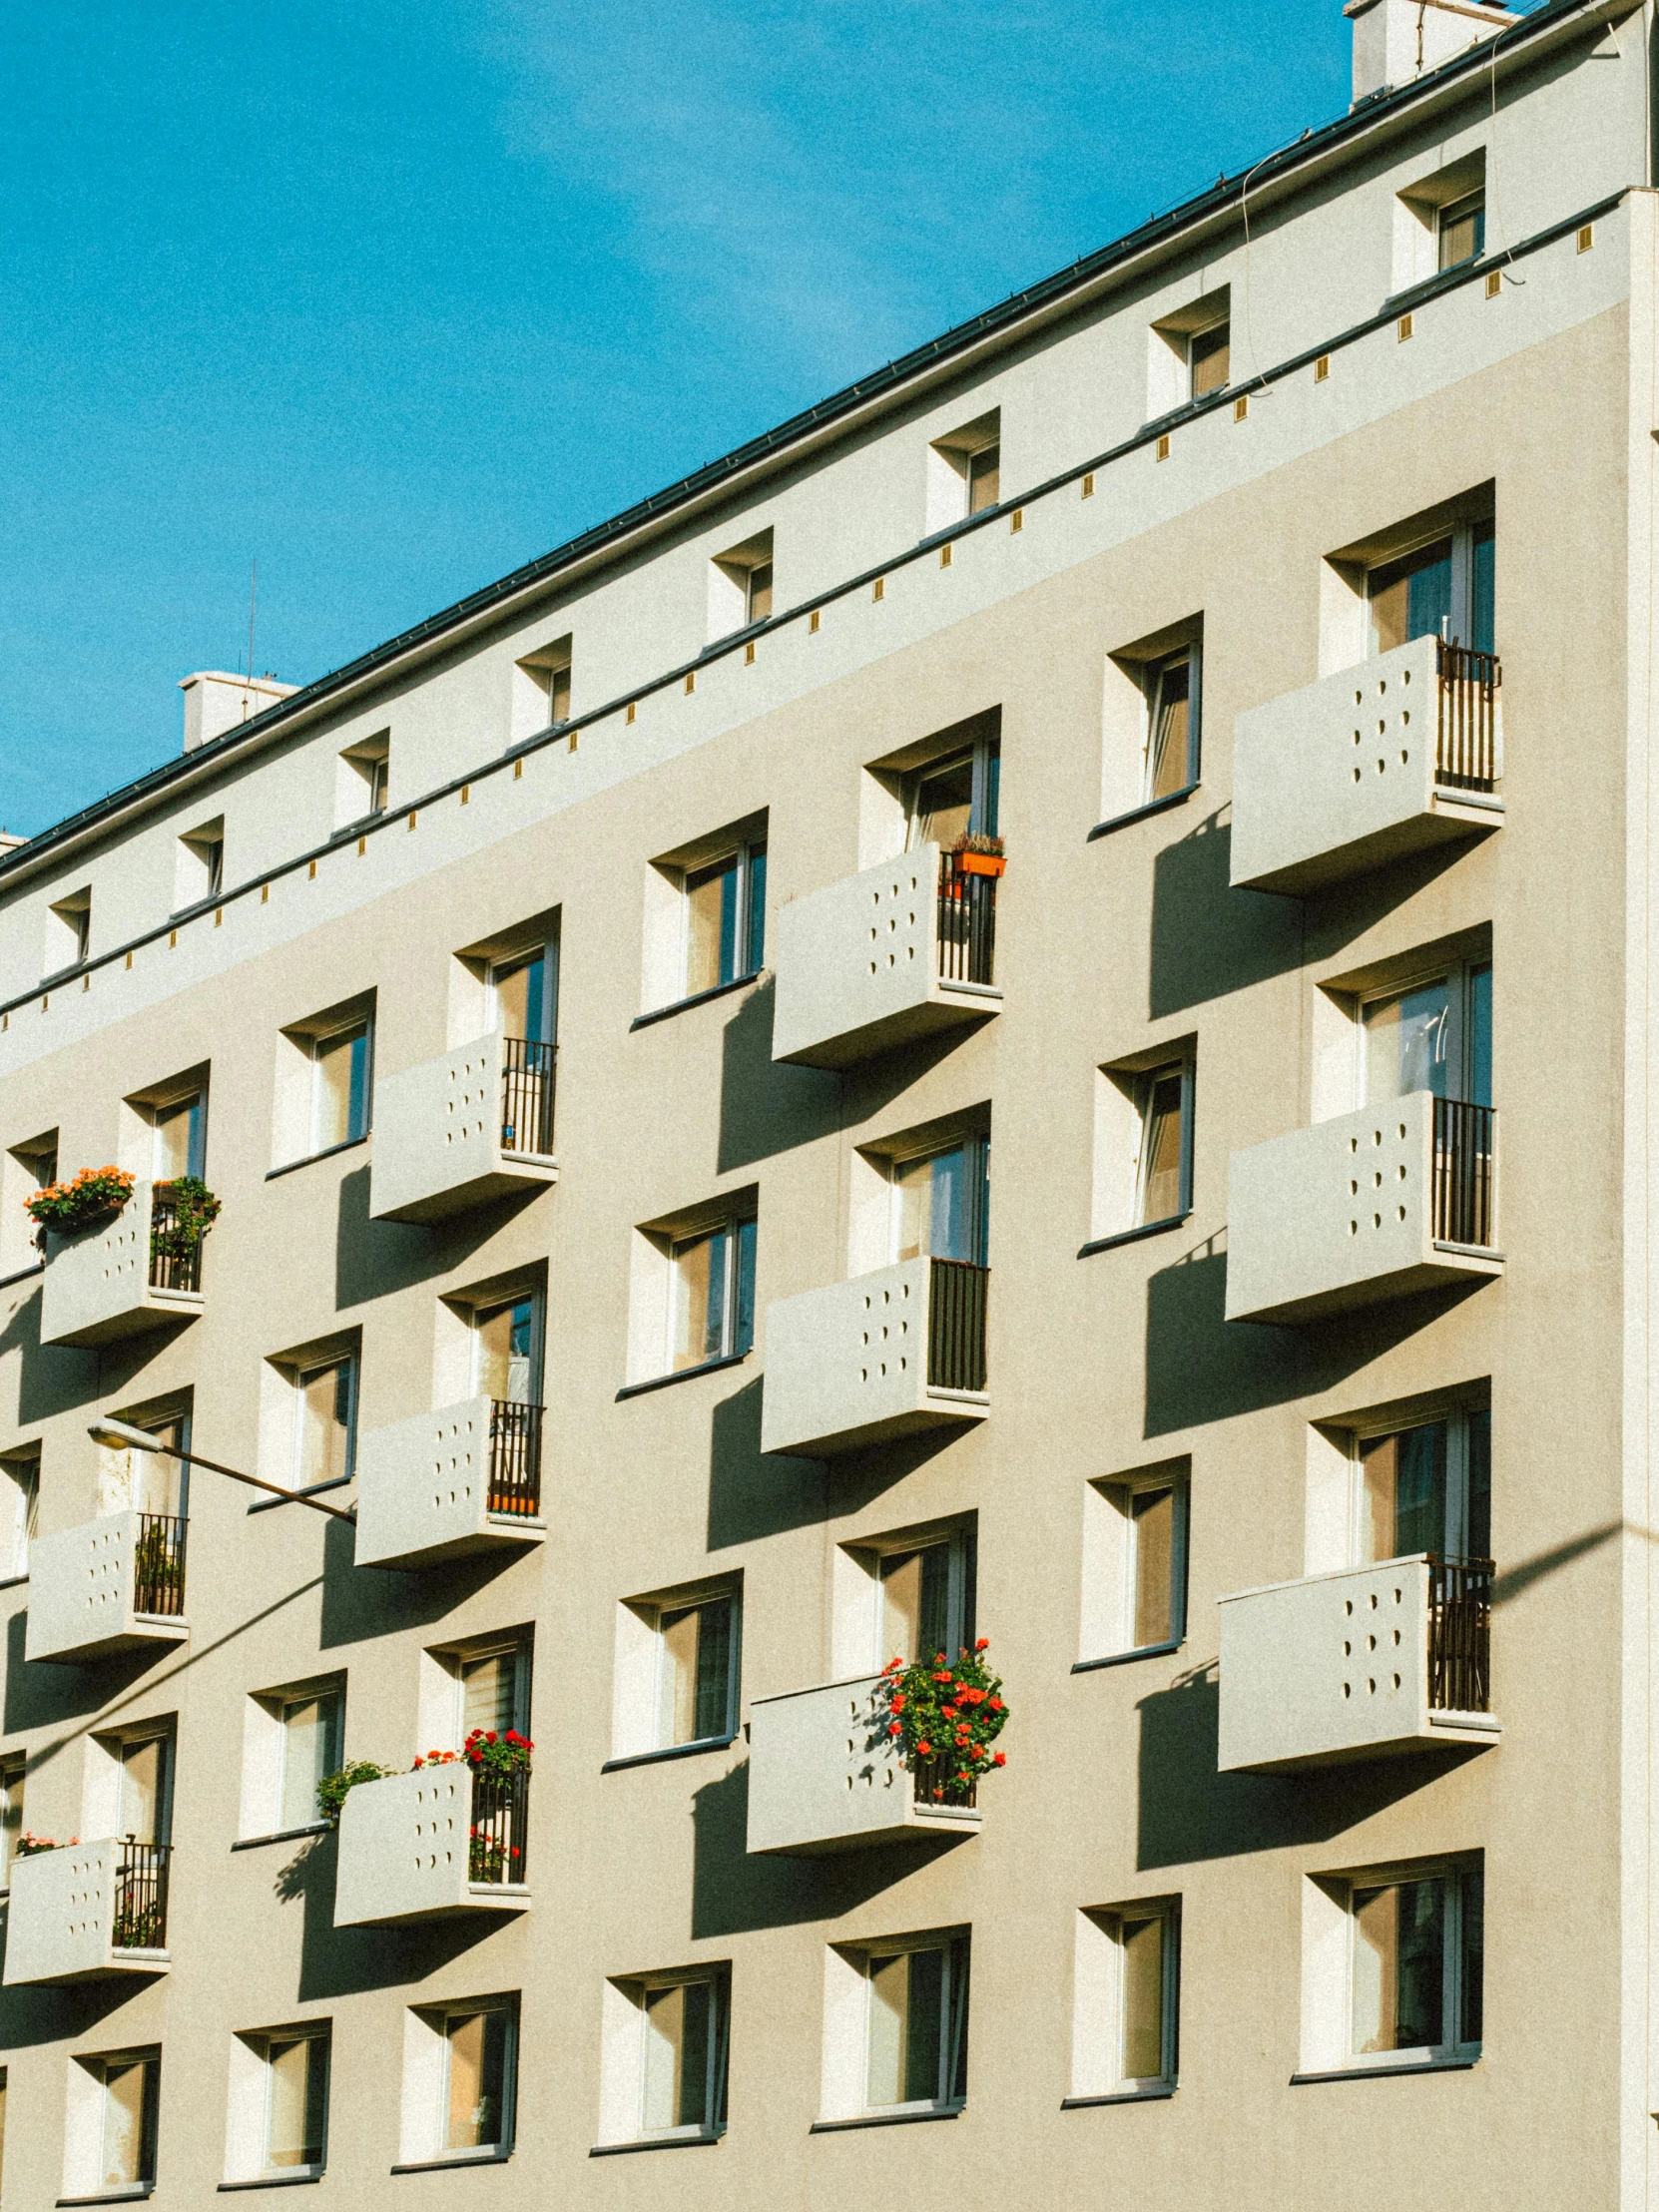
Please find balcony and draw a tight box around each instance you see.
[38,1180,205,1349]
[772,845,1001,1068]
[333,1767,530,1926]
[353,1396,547,1570]
[1218,1555,1499,1772]
[1225,1092,1501,1326]
[369,1032,557,1224]
[761,1255,989,1457]
[747,1675,983,1854]
[1231,637,1502,895]
[25,1510,189,1666]
[2,1839,172,1984]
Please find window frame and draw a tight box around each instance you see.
[1123,1471,1189,1657]
[307,1017,372,1153]
[869,1526,976,1670]
[667,1210,758,1373]
[1346,1402,1490,1568]
[291,1351,358,1493]
[259,2023,331,2180]
[650,1588,741,1753]
[885,1135,991,1270]
[1343,1861,1483,2070]
[1436,189,1486,272]
[0,1449,39,1582]
[635,1968,731,2141]
[98,2048,161,2193]
[449,1636,532,1747]
[963,441,1000,518]
[859,1936,970,2117]
[1355,957,1490,1111]
[904,733,1000,850]
[1108,1901,1181,2094]
[1141,646,1201,805]
[276,1688,343,1837]
[469,1290,543,1409]
[680,840,767,999]
[1132,1059,1194,1230]
[437,2000,518,2158]
[1187,316,1230,399]
[1365,520,1494,657]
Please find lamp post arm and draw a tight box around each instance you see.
[164,1446,356,1524]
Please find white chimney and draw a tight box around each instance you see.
[1346,0,1516,105]
[179,670,299,754]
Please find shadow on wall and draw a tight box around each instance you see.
[0,1963,153,2052]
[3,1609,164,1737]
[1134,1661,1485,1872]
[1143,1240,1494,1438]
[317,1516,522,1651]
[276,1829,505,2003]
[1149,813,1302,1021]
[333,1166,544,1314]
[708,1378,828,1551]
[689,1760,962,1940]
[717,979,843,1175]
[1,1278,101,1428]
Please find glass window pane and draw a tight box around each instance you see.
[745,844,767,972]
[1354,1881,1445,2054]
[881,1546,951,1664]
[1466,1410,1492,1561]
[1460,1870,1484,2043]
[892,1155,934,1264]
[733,1217,757,1357]
[280,1696,339,1833]
[903,1946,945,2103]
[297,1362,353,1487]
[672,1232,727,1370]
[1146,657,1192,801]
[1438,193,1485,271]
[746,564,773,624]
[0,1761,22,1883]
[493,952,546,1043]
[461,1650,518,1739]
[1120,1917,1166,2080]
[659,1609,699,1747]
[120,1736,165,1845]
[1139,1074,1186,1224]
[693,1599,733,1742]
[1190,322,1229,396]
[865,1953,907,2108]
[1471,522,1495,655]
[685,856,740,995]
[910,755,974,851]
[1467,962,1492,1107]
[1361,1424,1448,1562]
[267,2036,326,2170]
[445,2011,507,2150]
[966,444,1000,515]
[1369,537,1453,656]
[475,1300,535,1404]
[1363,981,1449,1105]
[153,1094,204,1182]
[1132,1489,1175,1648]
[102,2058,156,2188]
[549,664,571,725]
[312,1026,368,1151]
[643,1979,714,2131]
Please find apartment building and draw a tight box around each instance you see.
[0,0,1653,2201]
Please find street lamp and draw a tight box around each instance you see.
[86,1417,356,1523]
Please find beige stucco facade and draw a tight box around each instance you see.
[2,0,1659,2202]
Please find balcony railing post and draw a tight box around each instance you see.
[487,1401,543,1517]
[936,855,997,987]
[910,1754,977,1810]
[927,1258,989,1392]
[468,1768,529,1886]
[1431,1098,1496,1249]
[1435,641,1500,793]
[499,1038,557,1157]
[147,1197,202,1295]
[132,1513,188,1618]
[113,1839,171,1951]
[1427,1556,1494,1715]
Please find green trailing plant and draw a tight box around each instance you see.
[25,1165,135,1242]
[150,1175,222,1261]
[873,1640,1008,1807]
[315,1761,394,1829]
[132,1522,184,1597]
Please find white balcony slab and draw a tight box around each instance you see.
[333,1767,530,1927]
[1231,635,1502,895]
[761,1257,988,1457]
[1225,1091,1502,1327]
[1218,1557,1501,1773]
[353,1395,547,1570]
[38,1180,203,1350]
[369,1031,557,1224]
[747,1675,983,1854]
[25,1510,190,1666]
[2,1841,170,1984]
[772,843,1001,1069]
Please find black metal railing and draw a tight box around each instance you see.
[132,1514,187,1617]
[910,1755,977,1810]
[1427,1556,1494,1714]
[1435,642,1500,792]
[927,1258,989,1393]
[936,855,997,987]
[488,1401,543,1518]
[500,1037,556,1157]
[1432,1098,1496,1250]
[469,1768,529,1887]
[147,1197,201,1294]
[112,1839,171,1951]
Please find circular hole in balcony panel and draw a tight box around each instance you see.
[1345,1600,1354,1616]
[1368,1678,1377,1694]
[1374,1213,1382,1229]
[1343,1682,1352,1698]
[1397,1206,1406,1222]
[1354,768,1362,783]
[1397,1123,1406,1140]
[1350,1220,1359,1235]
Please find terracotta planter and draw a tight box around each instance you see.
[956,850,1006,878]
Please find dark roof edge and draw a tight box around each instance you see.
[0,0,1612,885]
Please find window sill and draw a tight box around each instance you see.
[247,1474,355,1515]
[58,2194,154,2207]
[616,1349,752,1400]
[1088,786,1199,841]
[810,2106,963,2134]
[1061,2084,1178,2108]
[1071,1639,1184,1676]
[1078,1212,1191,1259]
[630,971,764,1031]
[1291,2055,1479,2086]
[0,1258,44,1289]
[218,2175,324,2192]
[231,1823,330,1853]
[266,1134,369,1182]
[589,2131,724,2157]
[388,2150,512,2174]
[601,1734,739,1775]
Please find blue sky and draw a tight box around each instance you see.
[0,0,1355,836]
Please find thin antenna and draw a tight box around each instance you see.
[246,560,258,690]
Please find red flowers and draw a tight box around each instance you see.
[871,1641,1010,1808]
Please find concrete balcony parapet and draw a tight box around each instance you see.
[369,1031,557,1224]
[747,1673,982,1854]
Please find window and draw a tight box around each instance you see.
[490,945,553,1046]
[1133,1062,1193,1228]
[99,1404,189,1520]
[440,1638,531,1743]
[964,443,1000,517]
[0,1754,24,1885]
[0,1131,56,1275]
[1128,1479,1182,1649]
[1367,522,1494,657]
[1438,189,1485,271]
[905,732,999,851]
[175,819,225,910]
[1188,318,1229,398]
[604,1971,730,2143]
[472,1294,540,1407]
[1351,1407,1490,1568]
[683,840,767,998]
[98,2052,160,2193]
[670,1212,757,1372]
[1075,1903,1180,2097]
[337,733,389,824]
[310,1021,371,1152]
[877,1529,975,1666]
[45,888,90,978]
[1359,960,1490,1109]
[442,2006,515,2154]
[862,1937,969,2114]
[1142,648,1200,803]
[653,1591,738,1750]
[277,1691,342,1834]
[889,1138,989,1267]
[117,1730,173,1849]
[926,409,1001,533]
[1080,1461,1189,1664]
[1349,1866,1482,2065]
[152,1089,207,1183]
[745,561,773,626]
[0,1450,38,1580]
[261,2028,329,2176]
[293,1356,356,1490]
[709,529,775,641]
